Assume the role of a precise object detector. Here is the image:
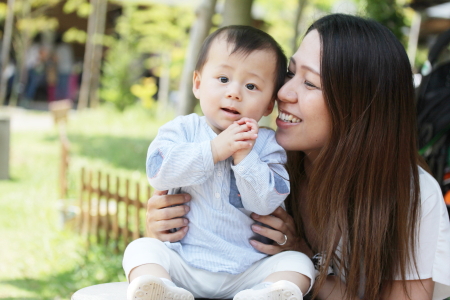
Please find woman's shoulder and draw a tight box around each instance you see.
[418,167,443,205]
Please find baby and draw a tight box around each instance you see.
[123,25,315,300]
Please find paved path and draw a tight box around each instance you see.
[0,106,54,132]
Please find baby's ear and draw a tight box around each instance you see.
[192,71,201,99]
[263,98,275,116]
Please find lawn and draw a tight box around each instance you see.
[0,104,171,299]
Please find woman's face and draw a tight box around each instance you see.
[275,30,331,161]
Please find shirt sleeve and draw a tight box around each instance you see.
[146,116,214,191]
[231,129,290,215]
[401,168,450,300]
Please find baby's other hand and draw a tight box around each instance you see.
[211,121,258,164]
[232,118,259,165]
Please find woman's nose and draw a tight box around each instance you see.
[277,81,297,103]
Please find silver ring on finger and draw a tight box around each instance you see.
[277,234,288,246]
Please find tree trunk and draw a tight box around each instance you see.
[78,0,100,110]
[0,0,15,106]
[222,0,254,26]
[177,0,217,116]
[90,0,108,108]
[291,0,308,55]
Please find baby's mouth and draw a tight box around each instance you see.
[221,107,240,114]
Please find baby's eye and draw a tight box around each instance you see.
[246,83,256,90]
[286,70,295,78]
[219,76,228,83]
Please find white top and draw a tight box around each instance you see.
[55,43,73,74]
[335,167,450,299]
[146,113,290,274]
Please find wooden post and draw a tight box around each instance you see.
[105,173,111,246]
[78,168,85,233]
[133,182,140,240]
[123,179,130,246]
[86,170,93,239]
[95,171,102,242]
[0,0,15,106]
[113,176,120,252]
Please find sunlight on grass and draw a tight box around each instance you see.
[0,104,172,299]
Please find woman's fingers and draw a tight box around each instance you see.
[158,226,189,243]
[153,189,168,196]
[252,224,286,245]
[154,216,189,232]
[146,193,192,240]
[249,239,282,255]
[251,213,290,236]
[147,193,191,210]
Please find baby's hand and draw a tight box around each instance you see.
[232,118,259,165]
[211,119,258,164]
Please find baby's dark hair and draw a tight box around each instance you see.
[195,25,287,100]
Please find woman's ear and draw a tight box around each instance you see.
[192,71,201,99]
[263,99,275,116]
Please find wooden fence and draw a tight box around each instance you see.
[78,167,152,251]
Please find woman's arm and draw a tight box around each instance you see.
[145,190,191,242]
[316,276,434,300]
[250,207,435,300]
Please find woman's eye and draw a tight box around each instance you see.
[219,76,228,83]
[305,81,317,88]
[246,83,256,90]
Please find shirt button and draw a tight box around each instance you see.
[217,171,222,177]
[238,166,244,172]
[215,192,220,198]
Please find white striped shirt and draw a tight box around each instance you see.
[146,113,289,274]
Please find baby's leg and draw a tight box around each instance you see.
[123,238,194,300]
[263,271,310,295]
[129,263,171,281]
[232,251,315,300]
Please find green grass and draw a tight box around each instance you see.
[0,103,172,299]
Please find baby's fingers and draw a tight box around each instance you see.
[235,131,258,141]
[231,141,253,151]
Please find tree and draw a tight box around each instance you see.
[222,0,254,27]
[177,0,217,116]
[100,2,193,112]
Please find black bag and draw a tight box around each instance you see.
[416,28,450,211]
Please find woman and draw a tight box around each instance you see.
[143,14,450,300]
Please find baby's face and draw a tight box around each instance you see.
[192,37,277,134]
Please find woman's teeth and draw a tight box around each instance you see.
[278,112,301,123]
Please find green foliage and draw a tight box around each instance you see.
[0,106,169,299]
[100,3,193,112]
[361,0,407,42]
[63,0,92,18]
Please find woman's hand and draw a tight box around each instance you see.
[249,206,310,255]
[145,190,191,242]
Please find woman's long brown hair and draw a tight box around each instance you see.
[286,14,422,300]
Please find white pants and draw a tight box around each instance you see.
[123,238,315,299]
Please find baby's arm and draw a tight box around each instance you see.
[232,130,290,215]
[147,117,214,191]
